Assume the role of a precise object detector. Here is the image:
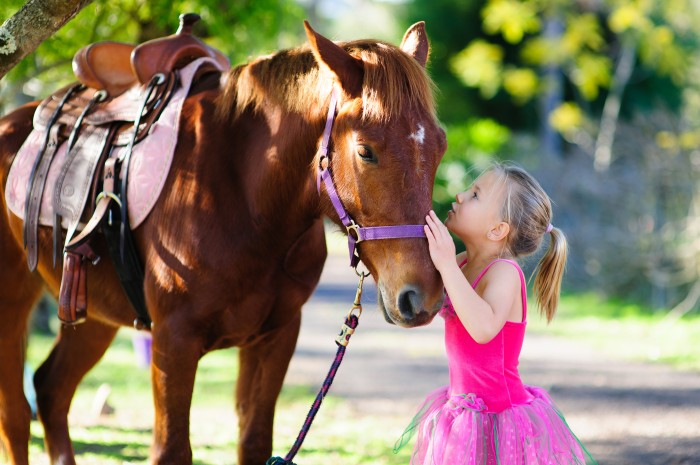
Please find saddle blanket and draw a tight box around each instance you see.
[4,57,222,230]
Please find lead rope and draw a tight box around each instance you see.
[267,270,368,465]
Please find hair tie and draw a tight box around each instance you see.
[545,223,554,233]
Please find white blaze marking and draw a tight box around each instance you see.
[409,124,425,145]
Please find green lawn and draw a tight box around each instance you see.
[23,330,412,465]
[18,292,700,464]
[529,293,700,371]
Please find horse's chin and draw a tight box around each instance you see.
[377,290,397,325]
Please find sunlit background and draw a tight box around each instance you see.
[3,0,698,312]
[2,0,700,463]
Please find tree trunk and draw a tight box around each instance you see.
[593,40,637,171]
[0,0,93,79]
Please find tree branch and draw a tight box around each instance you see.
[664,280,700,321]
[0,0,93,79]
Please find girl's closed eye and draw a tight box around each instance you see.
[471,191,478,199]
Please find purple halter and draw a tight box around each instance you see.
[317,88,427,268]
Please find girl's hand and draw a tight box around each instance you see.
[424,210,456,274]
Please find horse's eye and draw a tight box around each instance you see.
[356,145,376,163]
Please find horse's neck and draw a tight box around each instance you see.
[207,84,327,238]
[227,61,329,223]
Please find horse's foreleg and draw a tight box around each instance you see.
[150,322,200,465]
[236,312,302,465]
[34,319,118,465]
[0,295,40,465]
[0,226,43,465]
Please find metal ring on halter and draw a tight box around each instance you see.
[318,155,329,171]
[347,221,363,243]
[354,266,370,278]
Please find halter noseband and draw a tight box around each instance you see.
[317,88,427,268]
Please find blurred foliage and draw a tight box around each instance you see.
[399,0,700,312]
[0,0,306,108]
[2,0,699,311]
[445,0,696,124]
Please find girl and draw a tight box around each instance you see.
[395,162,596,464]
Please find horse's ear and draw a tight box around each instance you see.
[400,21,429,68]
[304,20,363,96]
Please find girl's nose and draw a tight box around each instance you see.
[455,192,464,203]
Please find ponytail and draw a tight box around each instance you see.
[533,226,568,322]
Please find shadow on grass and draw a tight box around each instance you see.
[31,425,152,463]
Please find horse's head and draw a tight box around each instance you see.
[306,22,447,327]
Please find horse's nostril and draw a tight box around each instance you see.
[397,287,421,319]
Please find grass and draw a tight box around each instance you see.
[528,293,700,371]
[23,330,412,465]
[17,288,700,464]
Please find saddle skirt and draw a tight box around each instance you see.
[4,57,221,231]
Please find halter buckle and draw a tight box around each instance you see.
[347,221,363,243]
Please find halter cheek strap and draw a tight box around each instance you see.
[316,88,426,268]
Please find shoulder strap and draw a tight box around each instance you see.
[471,259,528,321]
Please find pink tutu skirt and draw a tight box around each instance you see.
[395,385,595,465]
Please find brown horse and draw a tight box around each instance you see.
[0,21,446,465]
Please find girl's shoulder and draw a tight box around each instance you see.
[476,259,528,323]
[473,259,523,290]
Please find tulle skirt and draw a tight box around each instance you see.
[395,385,596,465]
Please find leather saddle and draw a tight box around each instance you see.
[72,12,229,99]
[22,13,229,328]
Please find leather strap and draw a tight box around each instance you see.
[23,84,81,271]
[101,154,150,329]
[57,251,87,325]
[65,155,119,252]
[119,73,170,259]
[24,123,63,271]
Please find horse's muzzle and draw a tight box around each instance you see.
[377,283,440,327]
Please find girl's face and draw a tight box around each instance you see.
[444,170,506,241]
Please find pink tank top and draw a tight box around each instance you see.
[442,259,534,413]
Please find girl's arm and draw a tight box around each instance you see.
[425,211,520,343]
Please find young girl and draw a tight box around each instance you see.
[395,162,596,464]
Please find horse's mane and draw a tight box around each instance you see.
[217,39,437,123]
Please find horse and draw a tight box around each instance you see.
[0,20,447,465]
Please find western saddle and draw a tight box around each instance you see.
[22,13,228,329]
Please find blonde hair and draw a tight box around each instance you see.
[488,162,568,322]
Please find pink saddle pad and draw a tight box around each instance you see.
[5,57,223,230]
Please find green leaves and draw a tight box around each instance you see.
[481,0,540,43]
[1,0,306,103]
[449,0,697,112]
[450,39,503,98]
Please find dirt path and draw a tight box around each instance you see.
[285,253,700,465]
